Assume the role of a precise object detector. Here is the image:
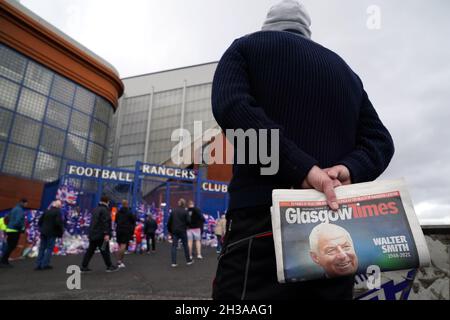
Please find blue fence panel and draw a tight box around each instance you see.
[40,179,60,211]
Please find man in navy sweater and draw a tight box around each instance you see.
[211,0,394,300]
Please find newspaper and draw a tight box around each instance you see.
[271,179,431,283]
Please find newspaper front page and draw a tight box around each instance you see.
[271,179,431,283]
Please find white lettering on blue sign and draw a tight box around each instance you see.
[67,165,133,182]
[202,182,228,193]
[141,164,196,180]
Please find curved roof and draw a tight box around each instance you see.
[0,0,124,109]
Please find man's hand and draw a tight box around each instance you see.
[301,166,339,210]
[324,165,352,185]
[104,235,110,242]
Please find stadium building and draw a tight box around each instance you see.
[107,63,232,213]
[0,0,123,210]
[110,62,218,169]
[0,0,231,214]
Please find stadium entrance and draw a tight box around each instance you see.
[52,161,228,221]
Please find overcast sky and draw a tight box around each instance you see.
[21,0,450,225]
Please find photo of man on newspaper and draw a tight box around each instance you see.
[271,180,431,284]
[309,223,359,278]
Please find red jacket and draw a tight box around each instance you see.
[134,224,143,243]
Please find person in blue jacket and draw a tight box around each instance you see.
[0,198,28,267]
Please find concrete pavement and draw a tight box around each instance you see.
[0,242,218,300]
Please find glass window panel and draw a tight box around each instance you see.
[10,115,41,148]
[151,116,181,130]
[69,110,90,138]
[186,83,212,102]
[40,125,65,155]
[3,144,36,177]
[16,88,47,121]
[148,150,171,164]
[86,142,104,165]
[0,45,27,82]
[119,135,129,145]
[185,99,211,113]
[0,140,5,168]
[0,108,13,141]
[45,99,71,130]
[120,166,134,170]
[59,159,69,177]
[123,95,150,115]
[118,143,144,157]
[152,104,182,118]
[122,111,148,125]
[121,124,129,135]
[148,140,161,151]
[73,86,95,114]
[50,75,75,105]
[138,133,147,143]
[149,128,173,142]
[0,77,20,110]
[117,155,142,167]
[94,97,113,123]
[33,152,60,182]
[137,132,146,143]
[0,141,6,169]
[64,134,87,162]
[122,122,146,135]
[184,109,214,129]
[90,119,108,146]
[119,133,146,146]
[153,89,183,108]
[23,61,53,95]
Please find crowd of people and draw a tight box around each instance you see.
[0,196,226,273]
[165,198,226,267]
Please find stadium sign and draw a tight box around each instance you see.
[202,182,228,193]
[67,164,133,183]
[140,164,196,180]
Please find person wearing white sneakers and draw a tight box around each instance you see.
[187,200,204,260]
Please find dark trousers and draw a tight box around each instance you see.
[81,239,112,268]
[146,233,156,251]
[212,205,355,300]
[171,231,190,264]
[216,235,223,253]
[1,232,20,264]
[36,235,56,268]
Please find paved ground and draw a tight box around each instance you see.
[0,242,218,300]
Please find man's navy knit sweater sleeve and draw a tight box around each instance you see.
[339,84,395,183]
[212,40,318,186]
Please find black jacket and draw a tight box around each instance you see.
[167,207,190,234]
[144,218,157,235]
[115,207,136,236]
[187,207,204,229]
[88,203,111,241]
[38,207,64,238]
